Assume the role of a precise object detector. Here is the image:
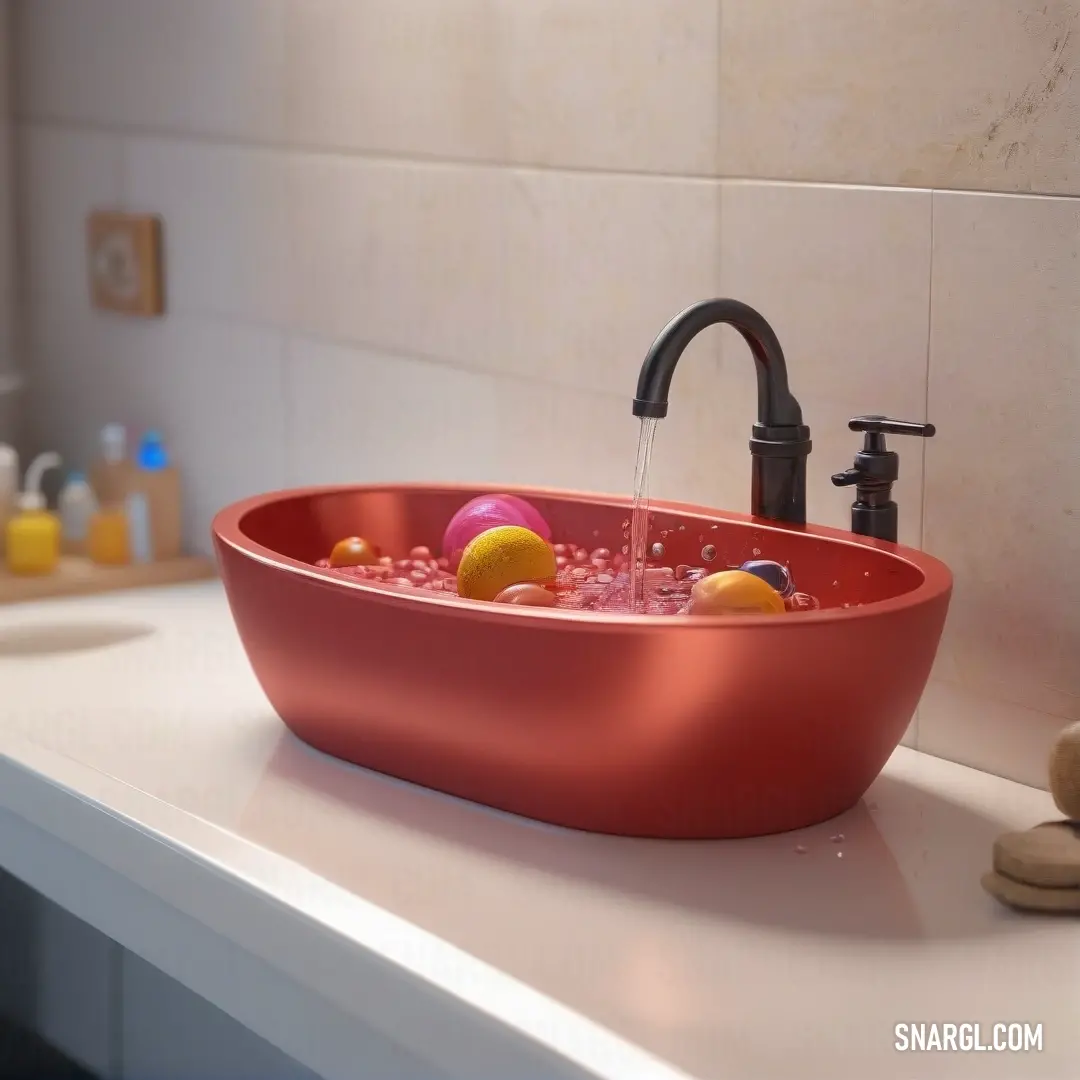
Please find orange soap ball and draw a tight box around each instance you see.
[493,582,557,607]
[456,525,558,602]
[687,569,786,616]
[329,536,380,568]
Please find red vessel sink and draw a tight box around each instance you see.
[212,483,952,839]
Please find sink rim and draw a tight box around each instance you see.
[212,481,952,630]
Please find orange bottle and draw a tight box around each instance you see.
[87,505,130,566]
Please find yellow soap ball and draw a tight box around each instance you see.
[688,569,786,616]
[457,525,557,603]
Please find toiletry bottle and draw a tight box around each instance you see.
[127,430,182,560]
[126,488,152,564]
[90,422,135,507]
[5,452,62,575]
[87,505,130,566]
[58,471,100,556]
[0,444,17,556]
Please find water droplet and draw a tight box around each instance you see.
[678,525,686,532]
[621,519,630,530]
[752,547,761,556]
[593,529,600,538]
[832,580,839,587]
[660,529,668,538]
[794,845,808,855]
[701,544,717,562]
[622,529,630,540]
[710,524,719,530]
[831,833,845,843]
[621,544,629,555]
[650,542,665,558]
[697,534,704,543]
[836,851,845,859]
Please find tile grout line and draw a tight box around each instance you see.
[921,192,936,553]
[16,114,1080,202]
[914,190,937,754]
[24,293,638,410]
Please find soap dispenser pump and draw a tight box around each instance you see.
[831,416,935,543]
[6,451,63,575]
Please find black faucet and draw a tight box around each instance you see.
[632,298,812,525]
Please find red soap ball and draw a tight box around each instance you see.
[573,547,590,564]
[493,583,557,607]
[590,548,611,562]
[329,536,380,568]
[410,546,432,561]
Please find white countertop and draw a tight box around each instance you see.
[0,581,1076,1080]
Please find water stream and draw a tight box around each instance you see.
[629,417,659,613]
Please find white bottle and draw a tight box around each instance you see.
[0,444,17,555]
[58,471,100,555]
[126,490,153,564]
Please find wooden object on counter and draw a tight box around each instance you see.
[129,465,182,561]
[0,555,215,606]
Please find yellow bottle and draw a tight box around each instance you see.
[87,505,131,566]
[5,452,62,576]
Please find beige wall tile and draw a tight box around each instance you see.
[283,0,503,163]
[287,156,720,396]
[17,126,123,310]
[919,680,1069,790]
[283,0,719,174]
[720,1,1080,194]
[14,0,287,140]
[697,182,932,536]
[498,0,720,175]
[284,336,498,487]
[124,139,291,325]
[920,190,1080,785]
[284,338,715,508]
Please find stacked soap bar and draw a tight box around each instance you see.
[982,722,1080,913]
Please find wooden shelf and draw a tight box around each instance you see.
[0,555,217,606]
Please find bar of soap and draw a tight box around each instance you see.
[993,821,1080,888]
[981,870,1080,914]
[1049,721,1080,820]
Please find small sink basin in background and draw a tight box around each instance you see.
[212,483,952,839]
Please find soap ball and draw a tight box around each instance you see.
[456,525,558,602]
[329,536,379,568]
[442,495,551,572]
[1049,721,1080,821]
[687,569,786,616]
[739,559,794,598]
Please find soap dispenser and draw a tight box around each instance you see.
[6,451,63,575]
[831,416,935,543]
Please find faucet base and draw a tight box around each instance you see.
[750,422,812,524]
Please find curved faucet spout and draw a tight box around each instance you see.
[632,298,812,525]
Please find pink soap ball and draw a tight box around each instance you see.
[497,495,552,542]
[441,494,551,570]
